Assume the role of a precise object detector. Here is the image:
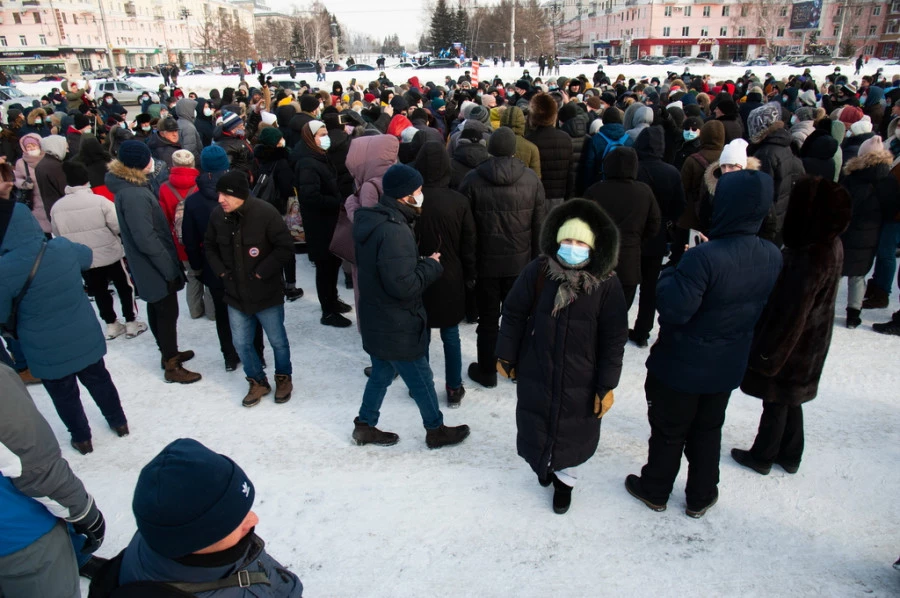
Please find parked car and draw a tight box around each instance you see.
[182,69,214,76]
[93,80,157,104]
[266,66,293,76]
[605,55,626,65]
[633,56,666,65]
[713,59,735,66]
[780,54,809,65]
[273,80,307,92]
[124,71,160,79]
[556,57,576,65]
[325,62,343,72]
[290,61,317,72]
[345,63,376,71]
[682,57,713,66]
[0,86,41,122]
[393,62,417,69]
[221,67,242,75]
[573,58,598,65]
[697,51,714,60]
[745,58,772,67]
[36,75,66,82]
[418,59,459,69]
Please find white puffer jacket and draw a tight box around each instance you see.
[50,185,124,268]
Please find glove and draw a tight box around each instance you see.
[71,501,106,554]
[594,389,614,419]
[496,359,516,381]
[166,276,185,294]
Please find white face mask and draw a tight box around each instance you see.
[160,110,168,119]
[27,148,41,156]
[33,118,42,125]
[410,192,424,208]
[106,98,113,104]
[277,139,285,148]
[790,116,798,126]
[142,125,151,132]
[204,107,213,117]
[120,121,128,129]
[318,135,331,150]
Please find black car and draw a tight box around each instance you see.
[345,64,375,71]
[325,62,343,72]
[418,59,459,69]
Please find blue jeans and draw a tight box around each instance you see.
[359,355,444,429]
[41,358,126,443]
[873,221,900,294]
[228,304,291,381]
[427,326,462,390]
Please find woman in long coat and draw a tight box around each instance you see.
[496,199,628,514]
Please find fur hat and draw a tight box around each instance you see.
[556,218,595,249]
[489,127,517,157]
[850,115,873,136]
[216,170,250,200]
[747,102,781,143]
[172,149,194,167]
[529,93,559,127]
[117,140,152,170]
[541,199,619,279]
[158,117,179,133]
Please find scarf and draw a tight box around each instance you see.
[544,256,602,318]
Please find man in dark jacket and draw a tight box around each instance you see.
[526,93,573,209]
[558,102,589,198]
[626,170,783,518]
[584,146,660,309]
[352,164,470,449]
[449,128,490,190]
[204,171,294,408]
[713,95,744,143]
[35,135,68,221]
[146,117,183,169]
[107,141,200,383]
[459,127,546,388]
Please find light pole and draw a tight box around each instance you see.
[523,37,527,63]
[550,2,560,59]
[96,0,115,71]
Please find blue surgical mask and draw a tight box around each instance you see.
[318,135,331,150]
[557,243,590,266]
[683,129,700,141]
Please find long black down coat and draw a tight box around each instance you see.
[526,125,573,201]
[749,122,806,238]
[414,142,477,329]
[634,126,686,257]
[839,148,897,276]
[742,177,851,406]
[294,140,342,262]
[496,199,628,479]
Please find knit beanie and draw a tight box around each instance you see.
[400,126,420,144]
[172,149,195,168]
[117,140,152,170]
[382,163,423,198]
[200,144,230,172]
[468,105,489,124]
[798,89,817,107]
[838,105,864,126]
[220,111,243,132]
[489,126,517,157]
[6,108,22,124]
[300,94,320,113]
[748,102,781,143]
[556,218,595,249]
[481,94,497,109]
[718,138,749,169]
[858,134,883,157]
[62,160,91,187]
[850,115,873,136]
[431,98,446,110]
[216,170,250,200]
[307,120,326,135]
[390,95,409,113]
[600,91,617,107]
[132,439,255,559]
[793,106,816,122]
[259,126,283,147]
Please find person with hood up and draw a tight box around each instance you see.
[34,134,68,222]
[13,133,51,235]
[673,115,704,171]
[526,93,573,210]
[73,136,115,201]
[174,98,203,163]
[413,141,477,408]
[447,105,493,155]
[558,102,589,197]
[584,146,660,308]
[194,99,216,147]
[800,119,841,181]
[351,163,471,449]
[498,105,541,177]
[732,177,852,477]
[99,92,127,122]
[861,84,886,132]
[497,199,627,514]
[789,106,819,150]
[213,111,254,177]
[713,95,744,143]
[0,201,129,455]
[106,140,201,384]
[747,102,805,245]
[64,112,92,160]
[21,107,50,138]
[459,127,546,388]
[52,161,147,341]
[450,127,490,190]
[624,104,654,146]
[583,106,628,188]
[626,170,783,518]
[739,86,766,138]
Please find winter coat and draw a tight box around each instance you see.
[583,122,627,188]
[327,129,355,199]
[182,170,226,288]
[204,197,294,315]
[252,145,294,215]
[50,184,124,268]
[0,364,92,558]
[742,178,851,406]
[34,143,67,222]
[294,140,342,261]
[560,113,588,198]
[158,166,199,261]
[14,133,51,234]
[449,139,490,191]
[146,131,182,169]
[21,108,50,138]
[840,149,897,276]
[414,142,477,329]
[213,128,255,177]
[0,124,22,163]
[353,194,443,361]
[174,99,203,163]
[74,136,112,191]
[116,532,303,598]
[646,170,783,394]
[0,204,106,379]
[106,160,183,303]
[800,130,839,181]
[748,122,805,238]
[447,119,493,156]
[634,126,686,257]
[699,157,777,242]
[583,147,660,285]
[459,155,546,279]
[739,93,765,137]
[841,131,875,166]
[344,135,399,222]
[526,125,573,200]
[717,113,744,143]
[678,120,725,230]
[790,119,816,149]
[496,199,627,479]
[673,136,702,172]
[498,107,541,177]
[65,128,87,160]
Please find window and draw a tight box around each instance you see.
[851,25,859,36]
[762,7,768,16]
[33,12,40,23]
[19,35,26,45]
[39,34,47,45]
[682,26,690,36]
[780,7,788,16]
[741,6,748,17]
[833,26,840,36]
[835,7,843,17]
[720,26,727,36]
[777,27,785,37]
[0,36,6,47]
[701,26,709,36]
[874,6,882,16]
[663,26,671,36]
[665,5,672,16]
[73,14,78,24]
[738,26,746,36]
[869,25,878,35]
[12,12,20,24]
[722,6,729,16]
[703,6,710,17]
[61,12,67,23]
[856,7,863,16]
[684,6,691,16]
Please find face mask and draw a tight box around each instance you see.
[141,96,149,102]
[106,98,113,104]
[318,135,331,150]
[203,106,213,116]
[860,95,867,104]
[120,121,128,129]
[683,130,700,141]
[27,148,41,157]
[790,116,798,126]
[557,243,590,266]
[142,125,151,132]
[82,127,91,134]
[577,94,584,102]
[34,118,42,125]
[782,95,789,104]
[277,139,286,148]
[409,192,424,208]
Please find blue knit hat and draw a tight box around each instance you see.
[117,140,152,169]
[200,145,230,172]
[132,438,255,558]
[382,163,423,198]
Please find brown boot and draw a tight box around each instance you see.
[164,356,202,384]
[274,374,292,404]
[243,377,271,407]
[18,368,41,385]
[862,282,890,309]
[159,350,196,370]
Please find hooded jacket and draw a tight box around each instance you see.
[624,105,653,146]
[647,170,783,393]
[34,135,68,221]
[414,141,477,329]
[344,135,399,222]
[449,138,490,191]
[175,98,203,163]
[14,133,51,234]
[496,199,627,479]
[748,121,806,240]
[498,107,541,177]
[526,107,573,201]
[147,131,182,169]
[840,148,897,276]
[678,120,725,230]
[74,136,112,191]
[20,107,50,138]
[800,129,839,181]
[213,127,254,177]
[293,139,342,262]
[182,170,227,288]
[559,108,589,197]
[0,203,106,379]
[584,147,660,285]
[635,126,686,257]
[50,184,124,268]
[739,91,765,137]
[583,121,627,188]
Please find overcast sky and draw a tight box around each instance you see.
[265,1,430,46]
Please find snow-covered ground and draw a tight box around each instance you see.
[18,253,898,596]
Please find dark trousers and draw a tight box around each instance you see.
[633,255,663,339]
[475,276,517,371]
[621,284,638,310]
[640,372,731,507]
[147,292,179,361]
[82,260,136,324]
[750,402,804,466]
[315,252,342,313]
[283,253,296,285]
[41,358,126,442]
[210,286,263,360]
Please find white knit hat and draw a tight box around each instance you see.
[850,115,873,136]
[718,138,749,169]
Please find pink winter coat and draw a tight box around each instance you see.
[14,133,51,234]
[344,135,399,222]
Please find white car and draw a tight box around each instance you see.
[93,80,158,104]
[0,86,41,122]
[182,69,214,77]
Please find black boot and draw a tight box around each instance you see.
[846,308,862,329]
[321,312,352,327]
[552,475,573,514]
[730,448,772,475]
[467,362,497,388]
[624,474,667,511]
[224,353,240,372]
[332,298,353,314]
[685,488,718,519]
[446,385,466,408]
[862,280,889,309]
[425,424,471,449]
[284,284,304,302]
[352,417,399,446]
[873,311,900,336]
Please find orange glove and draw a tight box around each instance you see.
[497,359,516,381]
[594,390,614,418]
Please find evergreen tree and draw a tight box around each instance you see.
[429,0,453,52]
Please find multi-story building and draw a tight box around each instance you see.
[877,0,900,56]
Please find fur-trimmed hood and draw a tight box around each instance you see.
[540,198,620,278]
[704,156,762,195]
[26,108,47,126]
[782,176,851,248]
[843,148,894,175]
[105,159,149,188]
[529,92,559,128]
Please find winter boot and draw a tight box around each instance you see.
[552,475,573,514]
[775,458,800,474]
[106,320,126,340]
[125,320,148,338]
[344,273,354,289]
[624,474,667,512]
[846,308,862,329]
[467,363,497,388]
[447,385,465,408]
[159,350,195,370]
[685,488,719,519]
[628,328,649,348]
[862,280,890,309]
[321,312,352,327]
[79,556,109,579]
[224,353,241,372]
[71,439,93,455]
[284,284,304,302]
[730,448,771,475]
[274,374,293,403]
[242,377,271,407]
[538,472,552,487]
[352,417,399,446]
[425,424,471,449]
[17,368,41,385]
[873,311,900,336]
[111,423,129,437]
[332,298,353,314]
[163,356,202,384]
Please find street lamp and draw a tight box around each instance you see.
[523,37,527,62]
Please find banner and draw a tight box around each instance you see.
[471,61,480,85]
[789,0,823,31]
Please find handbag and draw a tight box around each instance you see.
[11,162,34,210]
[1,241,47,341]
[329,205,355,264]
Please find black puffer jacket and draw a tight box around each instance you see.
[182,170,226,288]
[459,155,546,278]
[583,147,660,285]
[559,111,589,198]
[526,125,573,200]
[749,123,805,240]
[294,141,342,261]
[449,139,489,190]
[213,127,254,177]
[414,142,477,328]
[840,149,897,276]
[252,144,294,215]
[634,126,686,257]
[327,128,355,199]
[496,199,627,480]
[800,130,839,181]
[204,197,294,315]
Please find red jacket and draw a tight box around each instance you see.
[158,166,199,261]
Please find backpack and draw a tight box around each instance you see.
[251,172,278,209]
[597,130,630,179]
[163,182,197,244]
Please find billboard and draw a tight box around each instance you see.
[789,0,823,31]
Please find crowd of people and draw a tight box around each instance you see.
[1,60,900,595]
